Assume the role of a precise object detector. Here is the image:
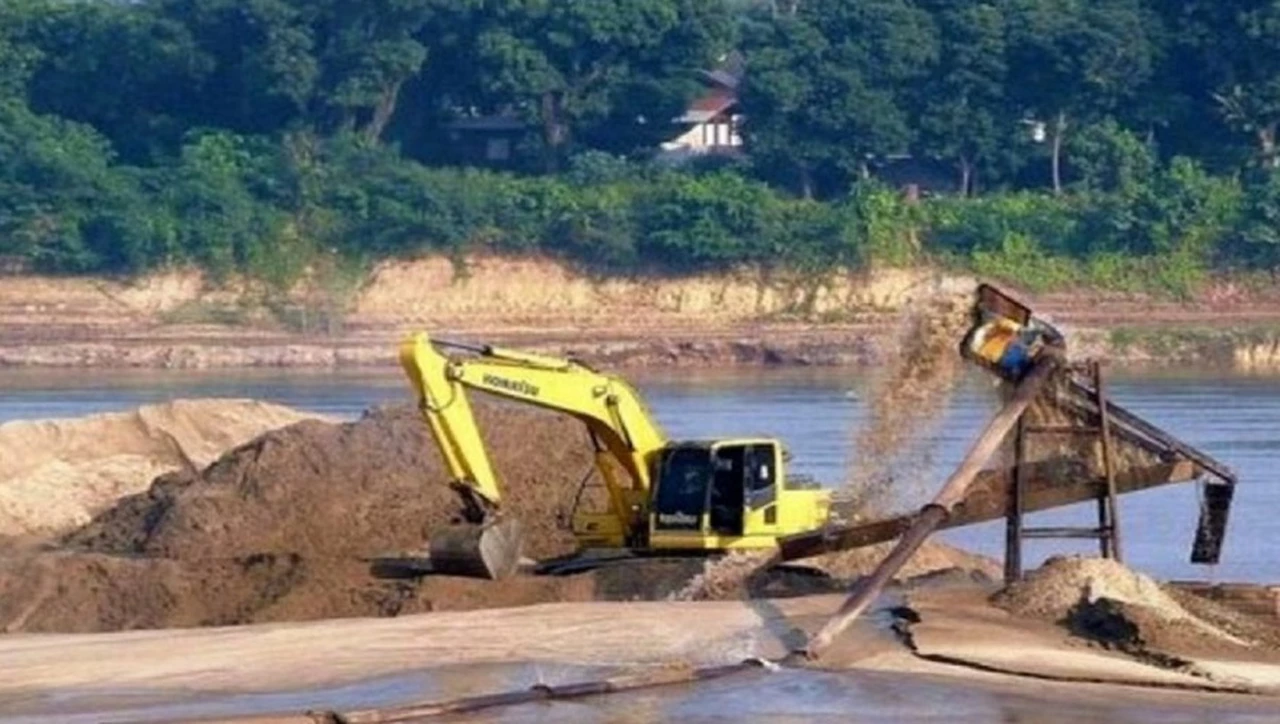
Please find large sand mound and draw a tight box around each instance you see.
[0,399,318,540]
[0,402,601,633]
[64,403,587,562]
[0,400,998,634]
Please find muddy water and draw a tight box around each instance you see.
[0,366,1276,582]
[11,664,1280,724]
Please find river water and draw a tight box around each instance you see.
[1,365,1278,723]
[0,365,1274,583]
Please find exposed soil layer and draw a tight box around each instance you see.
[4,260,1280,370]
[1,402,600,633]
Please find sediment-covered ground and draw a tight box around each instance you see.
[0,397,1277,722]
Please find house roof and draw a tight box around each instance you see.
[700,50,745,89]
[700,68,741,90]
[674,89,737,123]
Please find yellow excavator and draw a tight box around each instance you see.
[398,284,1064,580]
[399,334,834,579]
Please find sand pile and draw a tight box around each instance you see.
[995,556,1189,620]
[65,403,587,561]
[0,402,602,633]
[994,556,1251,654]
[0,399,318,540]
[812,540,1001,581]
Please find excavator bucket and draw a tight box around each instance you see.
[428,518,525,580]
[961,283,1065,382]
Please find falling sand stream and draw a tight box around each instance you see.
[672,289,977,601]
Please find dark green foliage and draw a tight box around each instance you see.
[1232,169,1280,272]
[1,0,1280,297]
[740,0,937,196]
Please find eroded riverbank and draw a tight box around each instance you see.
[5,258,1280,370]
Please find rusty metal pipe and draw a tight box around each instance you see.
[803,355,1061,660]
[161,662,767,724]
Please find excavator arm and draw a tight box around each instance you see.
[398,332,669,578]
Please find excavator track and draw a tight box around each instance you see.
[369,548,835,600]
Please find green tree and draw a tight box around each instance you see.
[1179,1,1280,168]
[439,0,727,170]
[740,0,938,197]
[911,0,1009,195]
[0,101,168,272]
[162,131,284,276]
[151,0,318,136]
[1067,119,1157,195]
[1005,0,1155,194]
[19,1,209,161]
[310,0,436,142]
[1232,169,1280,271]
[0,0,41,100]
[575,0,734,156]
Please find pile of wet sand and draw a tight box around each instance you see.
[0,398,1002,633]
[993,556,1262,656]
[671,541,1000,602]
[0,403,601,633]
[0,399,318,541]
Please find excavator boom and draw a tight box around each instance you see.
[398,332,669,578]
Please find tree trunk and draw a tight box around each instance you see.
[1258,123,1278,168]
[1051,112,1066,195]
[540,91,567,173]
[362,79,405,143]
[959,157,973,197]
[798,166,814,200]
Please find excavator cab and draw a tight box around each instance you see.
[651,443,763,537]
[961,283,1065,382]
[649,440,827,549]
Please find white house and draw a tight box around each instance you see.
[660,56,745,159]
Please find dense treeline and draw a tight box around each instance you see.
[3,0,1280,296]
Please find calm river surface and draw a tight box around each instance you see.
[0,365,1275,583]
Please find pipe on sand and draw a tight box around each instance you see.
[802,355,1061,660]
